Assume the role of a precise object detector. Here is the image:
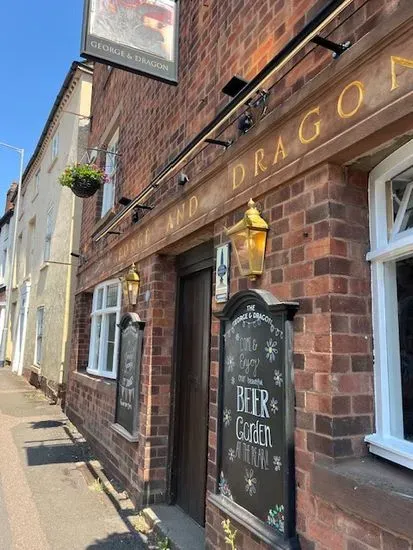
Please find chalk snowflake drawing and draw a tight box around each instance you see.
[265,339,278,363]
[244,468,257,496]
[273,370,283,387]
[223,408,232,427]
[270,398,279,414]
[219,472,233,500]
[226,355,235,372]
[273,456,282,471]
[267,505,285,534]
[231,376,236,386]
[228,448,236,462]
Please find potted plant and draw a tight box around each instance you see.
[59,163,107,198]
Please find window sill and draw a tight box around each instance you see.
[312,455,413,540]
[91,208,116,239]
[111,423,139,442]
[48,156,58,173]
[366,433,413,470]
[86,368,117,380]
[72,370,116,397]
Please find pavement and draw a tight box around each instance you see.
[0,366,147,550]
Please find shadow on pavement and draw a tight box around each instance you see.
[29,420,65,429]
[86,532,145,549]
[25,442,92,466]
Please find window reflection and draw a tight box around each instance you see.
[397,257,413,440]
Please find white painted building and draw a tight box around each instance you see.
[8,61,93,401]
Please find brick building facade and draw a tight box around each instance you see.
[66,1,413,548]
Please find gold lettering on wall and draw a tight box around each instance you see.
[176,203,186,225]
[189,195,198,218]
[390,55,413,91]
[254,148,268,176]
[232,163,245,189]
[337,80,365,119]
[273,136,287,164]
[299,107,321,144]
[166,195,199,233]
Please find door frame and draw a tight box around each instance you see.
[12,282,31,376]
[168,242,213,520]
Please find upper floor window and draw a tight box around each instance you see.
[101,130,119,217]
[26,218,36,276]
[87,280,121,379]
[44,206,53,262]
[366,138,413,470]
[35,170,40,197]
[51,132,59,162]
[35,306,44,366]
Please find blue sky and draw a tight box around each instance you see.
[0,0,84,211]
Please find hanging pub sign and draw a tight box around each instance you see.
[81,0,179,84]
[113,312,145,441]
[212,290,299,549]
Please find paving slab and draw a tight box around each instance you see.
[0,367,146,550]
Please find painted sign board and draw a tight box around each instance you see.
[81,0,179,84]
[215,244,230,304]
[114,312,145,439]
[214,290,299,549]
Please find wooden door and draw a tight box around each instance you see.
[174,247,212,526]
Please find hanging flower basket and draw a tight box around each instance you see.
[59,163,107,198]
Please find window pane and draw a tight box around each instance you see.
[93,315,102,370]
[397,257,413,441]
[391,169,413,234]
[106,284,118,307]
[105,313,117,372]
[96,288,104,310]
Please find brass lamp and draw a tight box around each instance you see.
[124,263,140,306]
[226,199,269,281]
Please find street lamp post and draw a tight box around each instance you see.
[0,142,24,367]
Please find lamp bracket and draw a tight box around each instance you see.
[132,204,154,223]
[87,147,122,157]
[311,36,351,57]
[205,138,233,149]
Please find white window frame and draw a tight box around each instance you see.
[44,205,53,262]
[34,306,44,366]
[51,132,59,162]
[366,138,413,469]
[101,130,119,217]
[87,279,121,379]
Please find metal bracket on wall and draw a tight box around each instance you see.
[132,204,154,223]
[311,35,351,58]
[204,138,233,149]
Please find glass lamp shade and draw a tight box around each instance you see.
[123,264,140,306]
[227,199,268,280]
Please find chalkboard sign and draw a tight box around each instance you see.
[214,290,298,548]
[114,313,145,439]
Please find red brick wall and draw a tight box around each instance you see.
[204,163,409,549]
[78,0,402,267]
[66,0,412,548]
[67,254,177,506]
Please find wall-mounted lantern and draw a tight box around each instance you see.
[123,263,140,306]
[226,199,268,281]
